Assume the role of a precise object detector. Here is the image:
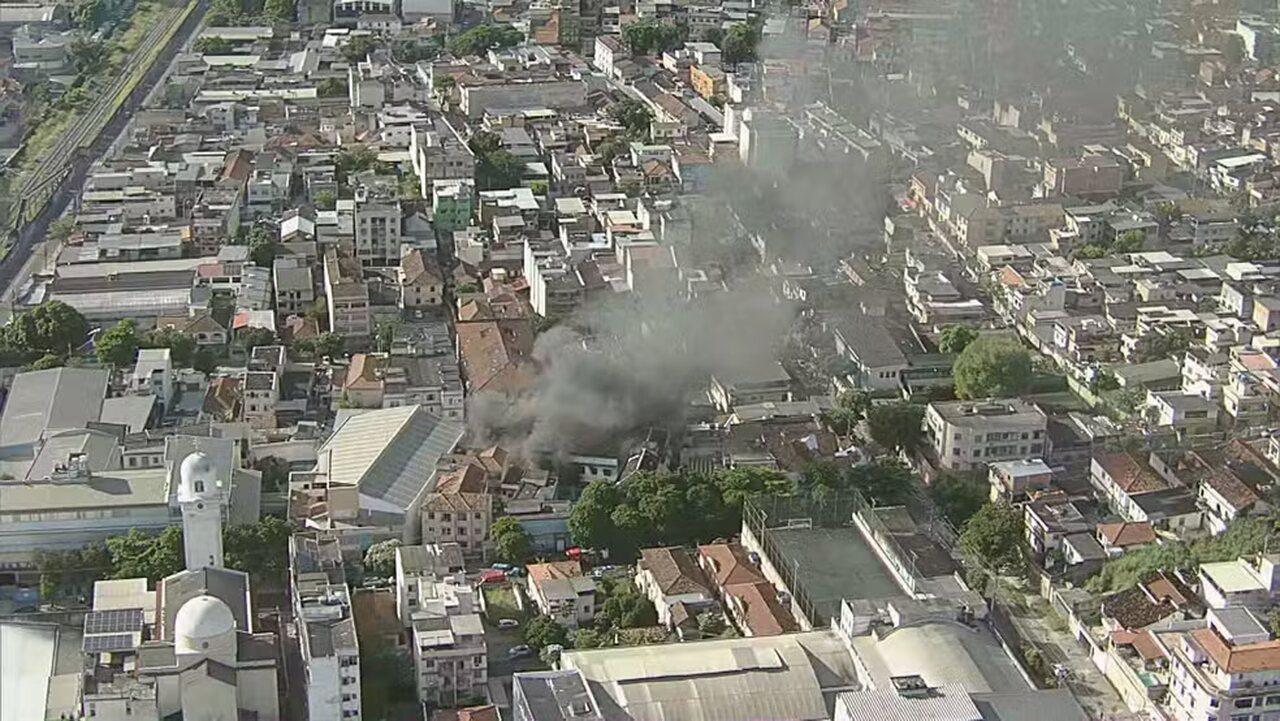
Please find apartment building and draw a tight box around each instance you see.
[524,560,596,629]
[421,491,493,558]
[925,399,1048,472]
[323,250,372,338]
[1164,607,1280,721]
[291,534,362,721]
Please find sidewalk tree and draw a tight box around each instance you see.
[958,502,1024,574]
[491,516,533,564]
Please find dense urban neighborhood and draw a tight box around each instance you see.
[9,0,1280,720]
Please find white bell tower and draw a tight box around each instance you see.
[177,451,224,570]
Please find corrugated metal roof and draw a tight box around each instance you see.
[317,406,463,510]
[835,684,981,721]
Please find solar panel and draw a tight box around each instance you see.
[83,633,136,653]
[84,608,143,635]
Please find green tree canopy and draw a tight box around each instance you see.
[5,301,89,356]
[491,516,533,564]
[938,325,979,354]
[608,98,653,139]
[721,20,761,64]
[958,502,1024,573]
[107,526,185,581]
[622,19,686,55]
[930,472,988,528]
[223,516,291,587]
[865,402,925,453]
[363,538,402,577]
[144,327,196,366]
[448,23,524,56]
[341,35,377,63]
[952,336,1033,399]
[96,319,141,367]
[522,615,569,650]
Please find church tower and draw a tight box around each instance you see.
[178,451,224,570]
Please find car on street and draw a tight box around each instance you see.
[497,618,520,629]
[508,644,533,658]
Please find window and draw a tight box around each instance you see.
[194,481,205,493]
[1236,699,1254,709]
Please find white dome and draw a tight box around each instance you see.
[173,595,236,659]
[177,452,219,503]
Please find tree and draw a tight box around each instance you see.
[255,456,291,493]
[491,517,533,564]
[47,216,76,245]
[342,34,376,63]
[192,348,219,375]
[6,301,89,356]
[313,190,337,210]
[193,36,233,53]
[447,23,523,56]
[107,526,185,581]
[939,325,979,354]
[223,516,291,586]
[712,466,791,512]
[247,225,279,268]
[721,21,760,65]
[363,538,402,577]
[335,145,378,180]
[599,586,658,629]
[96,319,140,367]
[865,402,925,453]
[263,0,292,20]
[312,332,345,358]
[69,37,107,75]
[824,390,870,435]
[375,319,397,353]
[37,544,111,599]
[1112,229,1146,253]
[696,611,726,636]
[144,327,196,367]
[700,27,723,46]
[238,327,277,351]
[622,19,686,55]
[26,353,65,370]
[573,628,608,648]
[317,77,347,98]
[953,336,1033,399]
[523,615,569,650]
[958,502,1024,573]
[609,98,653,139]
[930,473,988,527]
[845,459,916,506]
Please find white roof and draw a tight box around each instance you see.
[561,630,860,721]
[835,684,981,721]
[0,368,108,449]
[1201,560,1266,593]
[315,406,463,510]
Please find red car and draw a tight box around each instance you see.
[479,569,507,585]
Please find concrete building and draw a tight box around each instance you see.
[323,250,372,338]
[525,560,596,629]
[1163,606,1280,721]
[924,399,1049,472]
[290,533,361,721]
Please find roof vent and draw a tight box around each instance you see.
[890,674,932,698]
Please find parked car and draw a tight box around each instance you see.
[480,569,507,585]
[497,618,520,629]
[505,567,526,579]
[491,563,514,571]
[508,644,533,658]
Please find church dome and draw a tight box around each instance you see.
[173,594,236,659]
[177,452,219,503]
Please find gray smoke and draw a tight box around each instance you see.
[467,288,794,461]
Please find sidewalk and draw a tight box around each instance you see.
[1001,584,1138,721]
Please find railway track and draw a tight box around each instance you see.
[8,0,197,231]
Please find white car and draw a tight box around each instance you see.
[497,618,520,629]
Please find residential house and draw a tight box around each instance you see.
[524,560,596,629]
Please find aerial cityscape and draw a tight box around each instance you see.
[4,0,1280,720]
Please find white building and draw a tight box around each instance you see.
[290,533,362,721]
[131,348,175,409]
[1164,606,1280,721]
[924,399,1048,472]
[525,560,596,629]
